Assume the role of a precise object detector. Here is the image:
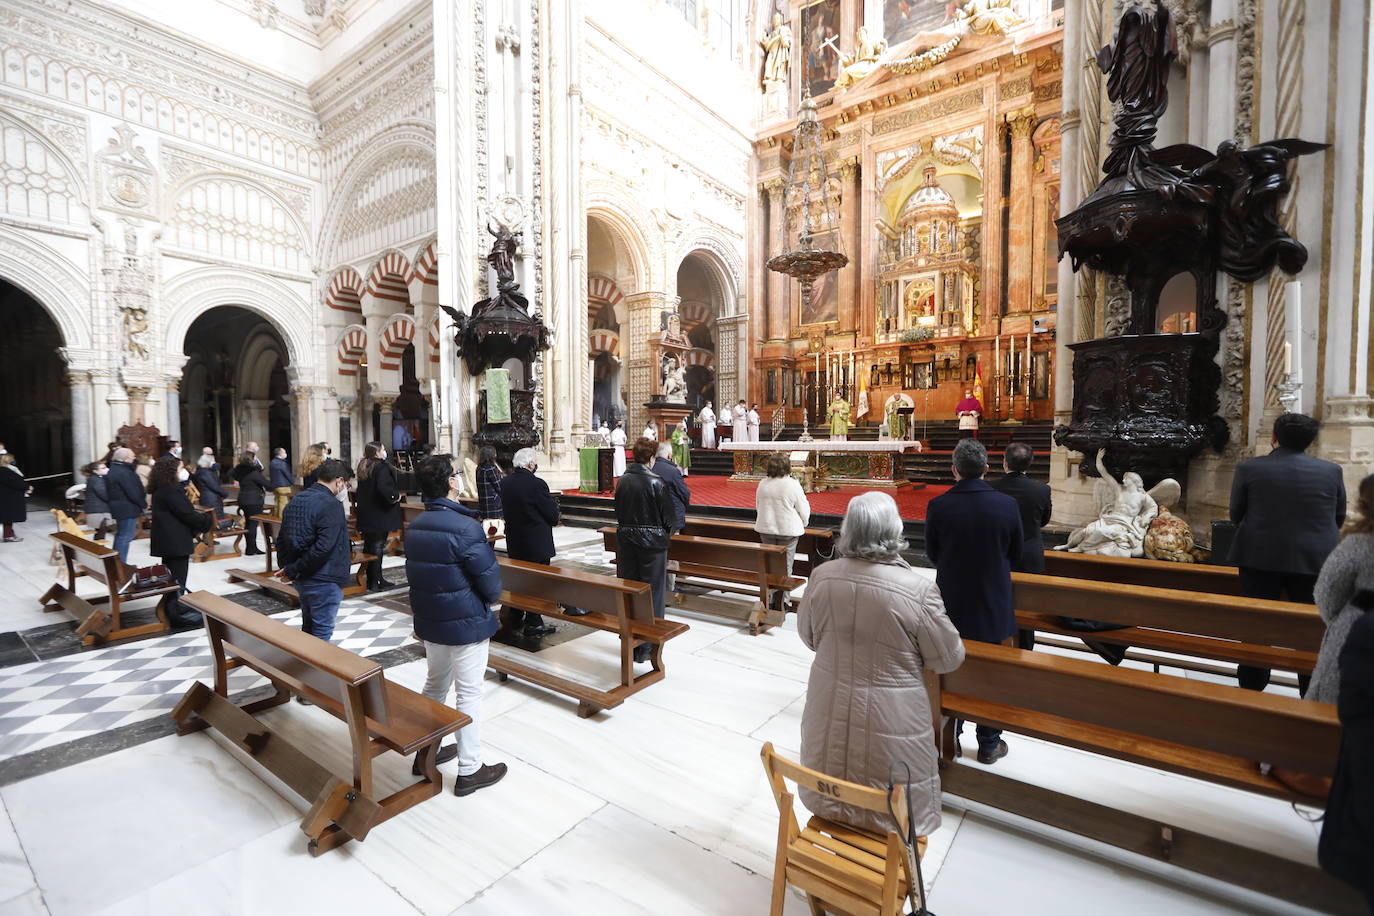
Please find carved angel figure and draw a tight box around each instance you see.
[661,355,687,402]
[835,26,887,89]
[123,307,149,361]
[1058,451,1181,558]
[956,0,1026,36]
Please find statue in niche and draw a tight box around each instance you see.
[660,355,687,403]
[835,26,887,90]
[486,220,519,292]
[956,0,1027,37]
[123,306,149,360]
[1057,451,1180,558]
[760,12,793,112]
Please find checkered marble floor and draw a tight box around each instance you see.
[0,599,416,761]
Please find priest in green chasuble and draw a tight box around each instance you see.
[826,395,850,442]
[670,420,692,476]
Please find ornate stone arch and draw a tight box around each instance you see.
[585,182,659,292]
[236,324,289,401]
[0,226,91,351]
[0,110,90,226]
[162,268,314,373]
[161,171,313,272]
[673,229,745,313]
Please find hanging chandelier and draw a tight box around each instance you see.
[767,94,848,304]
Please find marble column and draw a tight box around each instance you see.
[241,400,273,455]
[164,378,182,442]
[1005,107,1037,314]
[67,371,93,476]
[125,386,150,426]
[322,389,341,463]
[289,386,314,476]
[837,157,861,332]
[337,395,357,466]
[764,178,789,341]
[375,395,397,450]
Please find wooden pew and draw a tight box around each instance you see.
[1042,550,1243,596]
[191,507,248,563]
[171,591,468,856]
[225,514,376,603]
[1012,572,1322,675]
[599,527,799,635]
[929,641,1360,913]
[677,517,834,577]
[490,558,689,717]
[40,531,180,644]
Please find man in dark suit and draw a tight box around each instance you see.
[498,447,562,639]
[1229,412,1346,690]
[991,442,1052,650]
[925,438,1023,765]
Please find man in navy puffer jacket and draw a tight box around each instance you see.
[276,459,351,643]
[405,454,507,796]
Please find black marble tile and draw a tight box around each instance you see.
[0,632,36,667]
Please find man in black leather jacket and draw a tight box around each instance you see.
[614,437,675,662]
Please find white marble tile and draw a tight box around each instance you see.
[0,888,49,916]
[2,733,299,916]
[693,626,814,684]
[453,803,812,916]
[90,822,416,916]
[379,657,543,723]
[484,698,788,877]
[928,813,1321,916]
[748,693,804,757]
[631,649,806,734]
[658,612,739,655]
[0,799,39,912]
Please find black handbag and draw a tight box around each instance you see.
[128,564,172,591]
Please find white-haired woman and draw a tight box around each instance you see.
[798,490,964,842]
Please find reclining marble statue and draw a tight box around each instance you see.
[1057,451,1180,558]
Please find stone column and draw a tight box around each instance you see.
[322,388,341,462]
[164,378,182,442]
[337,395,357,467]
[289,386,315,476]
[125,386,150,426]
[837,157,861,332]
[67,371,93,476]
[375,395,397,450]
[241,400,273,455]
[764,178,790,341]
[1005,107,1037,314]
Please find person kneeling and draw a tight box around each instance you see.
[405,454,508,795]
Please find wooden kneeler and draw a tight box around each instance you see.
[172,591,469,855]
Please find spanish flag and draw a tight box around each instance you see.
[973,359,984,404]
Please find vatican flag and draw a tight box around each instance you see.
[973,360,984,405]
[856,379,870,418]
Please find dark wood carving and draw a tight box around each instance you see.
[1055,3,1327,481]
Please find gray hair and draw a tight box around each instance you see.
[836,491,907,562]
[656,441,673,459]
[953,439,988,480]
[196,454,215,469]
[511,447,539,469]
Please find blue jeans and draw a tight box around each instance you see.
[113,517,139,564]
[296,579,343,642]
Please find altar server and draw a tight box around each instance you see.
[747,404,761,442]
[699,401,717,449]
[610,422,628,478]
[732,400,748,444]
[956,389,983,439]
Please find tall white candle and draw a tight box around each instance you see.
[1284,281,1303,380]
[1026,332,1032,397]
[993,334,1000,413]
[1283,341,1292,376]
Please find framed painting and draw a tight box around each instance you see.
[913,360,935,390]
[800,229,841,325]
[1031,351,1050,400]
[883,0,958,47]
[801,0,841,97]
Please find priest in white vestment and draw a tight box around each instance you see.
[731,400,748,444]
[699,401,717,449]
[610,422,627,477]
[746,404,761,442]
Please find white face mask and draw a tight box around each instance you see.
[177,468,189,482]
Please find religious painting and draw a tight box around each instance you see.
[766,369,778,404]
[801,0,841,97]
[1031,351,1050,400]
[913,360,935,390]
[800,229,841,325]
[883,0,958,48]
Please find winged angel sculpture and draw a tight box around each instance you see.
[1057,451,1181,558]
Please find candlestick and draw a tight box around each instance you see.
[1282,341,1292,376]
[993,334,1000,418]
[1284,281,1303,380]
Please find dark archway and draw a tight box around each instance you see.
[0,279,71,486]
[181,306,292,464]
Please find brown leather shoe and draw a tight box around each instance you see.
[454,762,508,796]
[411,743,458,776]
[976,740,1009,765]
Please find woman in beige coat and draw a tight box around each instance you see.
[799,491,965,838]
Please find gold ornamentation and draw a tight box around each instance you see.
[882,36,963,76]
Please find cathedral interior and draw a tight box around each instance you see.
[0,0,1370,913]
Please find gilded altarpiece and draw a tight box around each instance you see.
[753,2,1063,428]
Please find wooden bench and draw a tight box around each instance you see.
[40,531,180,644]
[171,591,467,855]
[191,507,248,563]
[930,641,1360,913]
[490,558,688,717]
[1042,550,1243,596]
[225,514,376,603]
[677,517,834,577]
[399,500,502,549]
[599,527,800,635]
[1012,572,1322,675]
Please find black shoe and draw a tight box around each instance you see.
[522,623,556,639]
[633,642,651,663]
[168,614,201,630]
[295,695,313,706]
[561,606,590,617]
[454,762,507,796]
[375,579,397,590]
[976,740,1009,765]
[412,743,458,775]
[245,549,262,556]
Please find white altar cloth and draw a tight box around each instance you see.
[723,440,922,453]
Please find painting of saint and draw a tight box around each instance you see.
[1031,351,1050,400]
[800,229,841,325]
[883,0,959,47]
[801,0,841,97]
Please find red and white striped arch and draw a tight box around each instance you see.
[411,240,439,288]
[326,268,364,314]
[365,250,413,306]
[683,348,715,368]
[427,313,441,364]
[680,299,714,330]
[589,328,620,359]
[378,314,417,371]
[587,275,623,322]
[336,324,367,376]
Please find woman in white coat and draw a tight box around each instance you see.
[753,454,810,595]
[610,422,628,477]
[699,401,717,449]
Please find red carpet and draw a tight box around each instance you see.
[564,475,948,522]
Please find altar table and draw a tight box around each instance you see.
[724,440,921,489]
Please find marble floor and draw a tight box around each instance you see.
[0,513,1336,915]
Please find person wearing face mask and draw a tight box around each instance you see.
[355,442,402,591]
[269,447,292,516]
[80,462,113,539]
[167,440,182,460]
[148,455,212,628]
[275,458,352,644]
